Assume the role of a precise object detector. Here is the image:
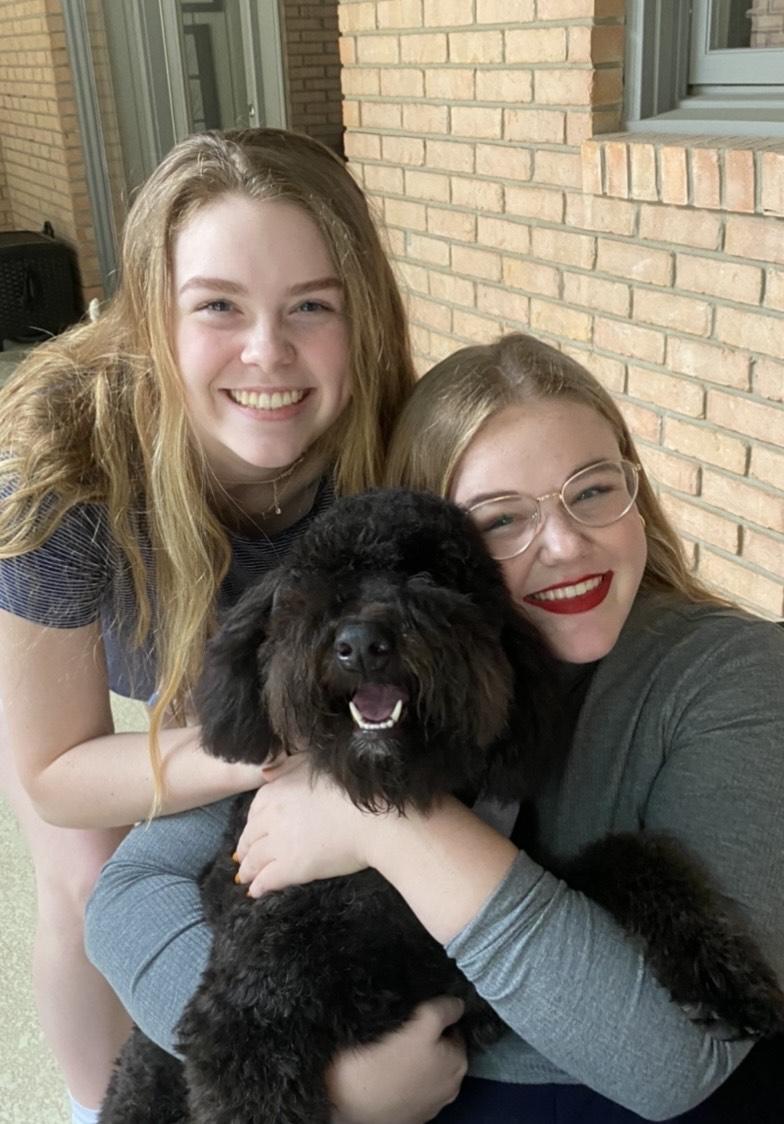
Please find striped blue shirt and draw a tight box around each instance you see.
[0,479,334,699]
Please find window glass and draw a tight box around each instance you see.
[709,0,784,50]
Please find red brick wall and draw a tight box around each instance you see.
[282,1,344,154]
[338,0,784,618]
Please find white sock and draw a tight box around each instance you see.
[68,1092,101,1124]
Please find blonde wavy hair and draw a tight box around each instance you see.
[386,333,723,605]
[0,128,415,808]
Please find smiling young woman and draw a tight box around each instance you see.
[0,128,416,1124]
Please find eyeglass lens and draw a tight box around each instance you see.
[469,460,639,560]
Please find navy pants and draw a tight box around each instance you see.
[433,1037,784,1123]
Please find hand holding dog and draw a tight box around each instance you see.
[235,753,518,947]
[326,995,468,1123]
[235,754,385,896]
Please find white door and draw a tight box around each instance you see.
[105,0,288,191]
[64,0,288,291]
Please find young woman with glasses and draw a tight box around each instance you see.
[223,333,784,1122]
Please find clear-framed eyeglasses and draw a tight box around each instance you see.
[466,458,642,561]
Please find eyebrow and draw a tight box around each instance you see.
[177,275,343,297]
[463,457,618,508]
[290,276,343,296]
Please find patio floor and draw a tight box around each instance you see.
[0,695,148,1123]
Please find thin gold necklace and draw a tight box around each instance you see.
[260,453,307,516]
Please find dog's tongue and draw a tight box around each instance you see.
[351,683,407,722]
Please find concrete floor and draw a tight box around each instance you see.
[0,339,31,386]
[0,800,70,1123]
[0,695,149,1124]
[0,337,63,1121]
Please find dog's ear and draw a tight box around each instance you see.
[194,572,280,764]
[497,611,565,794]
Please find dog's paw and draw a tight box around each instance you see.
[563,832,784,1041]
[673,939,784,1041]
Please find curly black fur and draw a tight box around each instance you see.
[99,489,784,1124]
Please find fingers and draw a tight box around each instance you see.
[234,815,261,865]
[326,994,469,1124]
[414,995,466,1036]
[414,996,469,1099]
[234,768,292,861]
[246,862,280,897]
[233,830,283,896]
[232,760,370,893]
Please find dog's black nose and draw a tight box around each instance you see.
[334,621,394,674]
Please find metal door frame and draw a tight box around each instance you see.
[62,0,289,293]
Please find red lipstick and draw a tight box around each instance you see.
[523,572,612,615]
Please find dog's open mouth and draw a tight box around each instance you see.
[348,684,409,731]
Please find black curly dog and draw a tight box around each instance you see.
[99,489,784,1123]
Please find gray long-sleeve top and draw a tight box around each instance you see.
[85,592,784,1120]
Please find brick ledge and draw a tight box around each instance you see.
[581,133,784,217]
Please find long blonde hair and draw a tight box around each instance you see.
[0,128,415,807]
[386,333,722,604]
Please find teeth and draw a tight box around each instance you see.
[530,576,603,602]
[349,698,404,731]
[229,388,306,410]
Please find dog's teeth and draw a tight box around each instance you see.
[348,697,405,731]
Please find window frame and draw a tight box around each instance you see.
[624,0,784,137]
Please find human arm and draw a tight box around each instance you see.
[237,760,517,942]
[236,768,753,1119]
[85,798,234,1051]
[235,614,784,1119]
[236,772,754,1121]
[435,615,783,1115]
[0,608,262,827]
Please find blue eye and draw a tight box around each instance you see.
[571,480,627,508]
[296,299,329,313]
[486,513,516,532]
[573,484,609,503]
[474,509,533,538]
[200,299,234,313]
